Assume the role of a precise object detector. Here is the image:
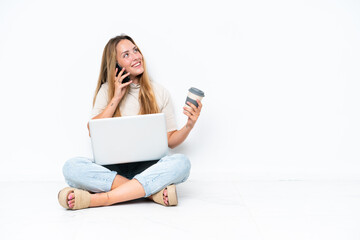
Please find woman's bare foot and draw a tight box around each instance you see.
[148,187,169,205]
[67,191,75,209]
[66,191,110,209]
[62,179,145,209]
[163,188,169,205]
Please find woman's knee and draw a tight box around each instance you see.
[169,153,191,179]
[62,157,91,182]
[62,157,116,192]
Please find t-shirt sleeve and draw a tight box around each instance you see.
[90,83,109,119]
[159,86,178,132]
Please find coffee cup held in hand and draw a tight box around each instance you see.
[185,87,205,109]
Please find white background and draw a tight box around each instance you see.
[0,0,359,181]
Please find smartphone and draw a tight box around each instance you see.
[115,63,131,83]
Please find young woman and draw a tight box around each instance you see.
[58,35,203,210]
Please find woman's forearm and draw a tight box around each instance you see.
[168,125,193,149]
[87,96,121,132]
[92,96,122,120]
[167,99,202,148]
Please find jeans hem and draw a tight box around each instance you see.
[104,171,118,192]
[133,174,151,197]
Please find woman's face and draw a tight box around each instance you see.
[116,39,144,79]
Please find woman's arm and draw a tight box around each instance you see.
[87,70,131,131]
[86,96,120,134]
[92,96,122,120]
[167,126,191,149]
[167,99,203,149]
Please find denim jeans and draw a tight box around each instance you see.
[62,153,191,197]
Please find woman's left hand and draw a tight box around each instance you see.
[183,99,203,129]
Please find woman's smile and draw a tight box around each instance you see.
[131,61,142,68]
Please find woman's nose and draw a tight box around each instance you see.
[131,53,141,61]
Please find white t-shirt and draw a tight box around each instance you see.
[91,81,178,132]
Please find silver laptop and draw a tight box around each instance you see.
[89,113,168,165]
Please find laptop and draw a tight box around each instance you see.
[89,113,169,165]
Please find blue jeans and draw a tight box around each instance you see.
[62,153,191,197]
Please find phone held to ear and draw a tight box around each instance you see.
[115,63,131,83]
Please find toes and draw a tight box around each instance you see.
[68,192,74,200]
[163,188,169,205]
[67,191,75,208]
[68,199,75,208]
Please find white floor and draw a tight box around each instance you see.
[1,173,359,240]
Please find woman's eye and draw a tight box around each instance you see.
[134,48,138,53]
[124,53,129,58]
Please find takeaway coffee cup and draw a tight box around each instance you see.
[185,87,205,108]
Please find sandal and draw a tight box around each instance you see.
[151,185,178,206]
[58,187,91,210]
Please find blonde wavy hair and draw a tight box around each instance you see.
[93,35,159,117]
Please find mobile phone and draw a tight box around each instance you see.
[115,63,131,83]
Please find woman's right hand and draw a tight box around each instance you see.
[113,67,132,100]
